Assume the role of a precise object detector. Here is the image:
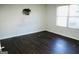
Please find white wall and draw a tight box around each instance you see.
[46,4,79,40]
[0,4,46,39]
[0,4,79,40]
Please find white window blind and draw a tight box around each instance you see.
[56,4,79,29]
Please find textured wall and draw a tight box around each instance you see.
[0,4,46,39]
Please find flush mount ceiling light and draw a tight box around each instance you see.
[22,8,31,15]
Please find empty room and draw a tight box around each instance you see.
[0,4,79,54]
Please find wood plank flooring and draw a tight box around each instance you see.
[1,31,79,54]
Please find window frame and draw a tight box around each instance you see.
[56,4,79,29]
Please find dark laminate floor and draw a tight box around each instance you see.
[1,31,79,54]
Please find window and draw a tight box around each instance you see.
[56,4,79,29]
